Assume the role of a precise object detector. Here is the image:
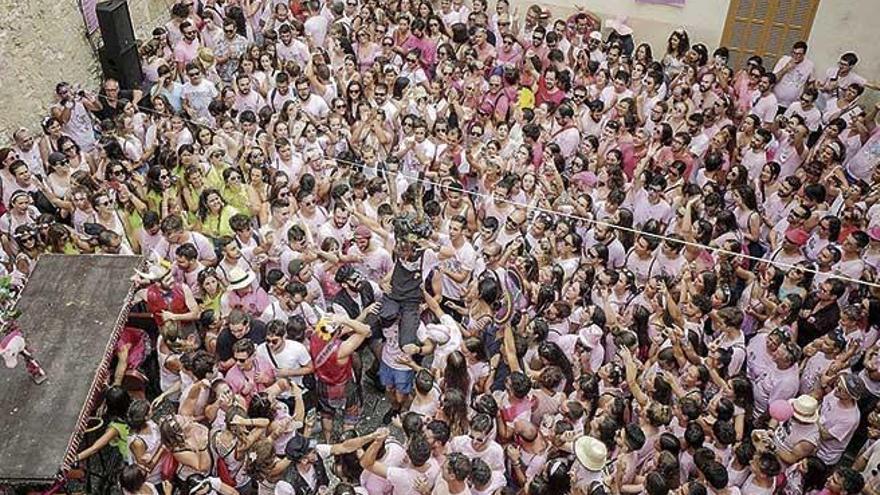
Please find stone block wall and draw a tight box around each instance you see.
[0,0,168,142]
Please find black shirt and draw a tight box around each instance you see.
[216,319,267,361]
[796,296,840,347]
[91,89,136,122]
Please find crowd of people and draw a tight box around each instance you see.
[3,0,880,493]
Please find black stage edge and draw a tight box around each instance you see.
[0,255,142,484]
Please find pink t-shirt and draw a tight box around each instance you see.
[224,356,277,401]
[360,442,406,495]
[173,39,201,65]
[816,394,859,464]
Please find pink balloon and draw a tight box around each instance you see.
[769,400,793,422]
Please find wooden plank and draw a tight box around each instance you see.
[0,255,142,483]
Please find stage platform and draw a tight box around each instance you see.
[0,255,141,484]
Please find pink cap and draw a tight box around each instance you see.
[785,228,810,247]
[354,225,372,238]
[571,171,598,189]
[868,226,880,241]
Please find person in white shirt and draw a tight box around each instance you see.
[10,128,43,177]
[255,320,313,388]
[819,52,870,103]
[360,429,440,495]
[773,41,815,110]
[784,87,822,132]
[303,0,330,47]
[276,23,310,66]
[232,73,266,115]
[447,414,506,476]
[436,216,476,311]
[295,77,330,120]
[181,64,218,124]
[752,73,779,125]
[317,204,353,246]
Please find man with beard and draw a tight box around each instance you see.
[348,224,393,282]
[584,222,626,269]
[310,312,372,442]
[136,259,201,328]
[332,265,383,379]
[372,217,439,349]
[318,203,353,245]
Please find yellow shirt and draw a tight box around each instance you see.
[200,206,239,239]
[222,185,250,215]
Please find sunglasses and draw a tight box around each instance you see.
[235,355,252,363]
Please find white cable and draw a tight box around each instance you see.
[52,78,880,290]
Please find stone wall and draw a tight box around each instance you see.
[0,0,169,143]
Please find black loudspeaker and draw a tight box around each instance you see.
[96,0,142,89]
[98,46,143,90]
[96,0,136,56]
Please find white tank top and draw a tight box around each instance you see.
[62,101,97,151]
[157,336,182,399]
[128,421,163,483]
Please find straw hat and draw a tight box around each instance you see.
[227,267,256,290]
[135,260,172,281]
[197,47,216,69]
[574,435,607,471]
[789,395,819,423]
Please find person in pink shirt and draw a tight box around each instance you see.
[814,372,865,465]
[174,20,202,75]
[478,74,510,124]
[220,267,271,317]
[224,338,279,402]
[495,32,523,69]
[471,27,496,68]
[401,19,436,68]
[534,69,565,107]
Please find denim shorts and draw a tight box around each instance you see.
[378,362,414,394]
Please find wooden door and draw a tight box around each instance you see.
[721,0,821,69]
